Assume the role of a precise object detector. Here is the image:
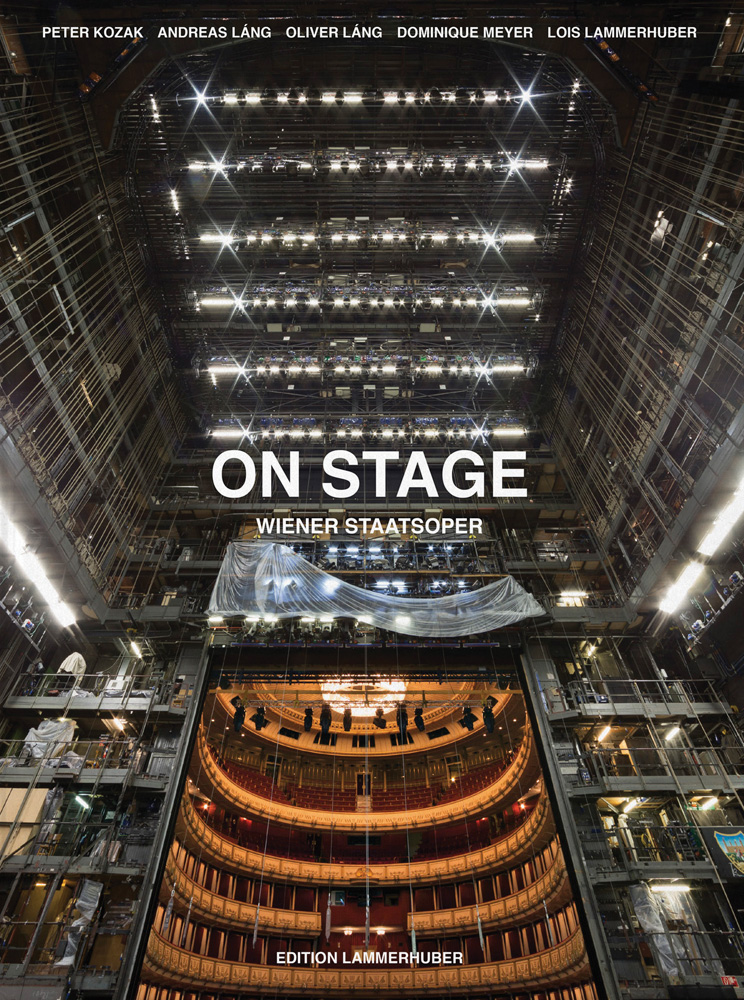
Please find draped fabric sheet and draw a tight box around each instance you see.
[209,541,544,637]
[22,718,76,759]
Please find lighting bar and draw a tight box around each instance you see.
[649,884,690,893]
[0,499,76,627]
[199,233,235,245]
[622,798,639,813]
[200,296,236,307]
[597,726,611,742]
[184,152,550,176]
[194,88,526,107]
[491,297,533,307]
[664,726,680,741]
[559,591,587,599]
[206,228,538,248]
[211,428,247,438]
[698,484,744,556]
[659,561,705,614]
[130,641,142,658]
[198,293,534,311]
[212,422,527,440]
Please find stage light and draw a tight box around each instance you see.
[0,499,76,626]
[304,707,313,732]
[373,708,387,729]
[461,707,478,731]
[397,703,408,741]
[698,484,744,556]
[660,562,705,614]
[414,707,425,732]
[233,699,246,733]
[320,704,332,734]
[664,726,681,741]
[598,726,611,742]
[251,705,267,731]
[482,703,495,734]
[343,708,352,732]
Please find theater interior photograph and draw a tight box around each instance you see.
[1,4,744,1000]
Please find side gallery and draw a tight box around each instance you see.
[212,449,526,499]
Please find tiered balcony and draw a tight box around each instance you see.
[143,926,590,994]
[409,850,571,935]
[163,848,321,934]
[195,727,539,831]
[178,791,555,883]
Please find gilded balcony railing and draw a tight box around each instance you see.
[163,848,321,934]
[178,791,555,884]
[408,850,570,935]
[144,926,590,993]
[194,726,539,831]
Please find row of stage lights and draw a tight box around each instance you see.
[185,154,550,177]
[207,361,526,376]
[186,86,548,108]
[198,293,535,310]
[226,693,501,740]
[210,425,526,439]
[198,229,538,249]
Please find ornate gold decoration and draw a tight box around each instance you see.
[178,792,555,885]
[195,726,540,832]
[144,926,590,993]
[409,850,570,935]
[163,848,321,934]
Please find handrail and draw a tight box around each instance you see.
[408,849,570,935]
[167,818,566,935]
[178,791,555,884]
[195,726,539,832]
[144,926,589,993]
[163,848,321,934]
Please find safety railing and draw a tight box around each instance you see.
[569,744,744,788]
[143,925,589,992]
[558,677,726,713]
[178,791,555,883]
[8,670,158,707]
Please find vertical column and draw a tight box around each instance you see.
[521,640,621,1000]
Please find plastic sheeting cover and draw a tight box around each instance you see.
[55,879,103,966]
[209,541,544,636]
[22,719,76,759]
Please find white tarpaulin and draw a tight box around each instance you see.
[54,878,103,966]
[58,652,86,676]
[22,719,76,759]
[209,541,544,636]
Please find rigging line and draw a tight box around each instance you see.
[252,615,294,948]
[549,98,650,441]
